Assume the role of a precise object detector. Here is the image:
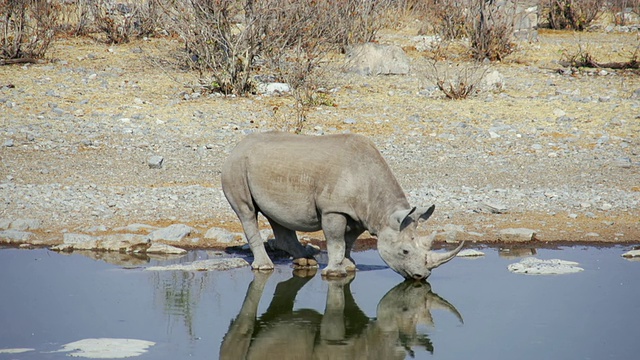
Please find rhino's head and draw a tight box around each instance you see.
[377,205,464,281]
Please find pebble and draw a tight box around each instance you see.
[148,155,164,169]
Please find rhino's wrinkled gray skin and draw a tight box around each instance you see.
[221,132,463,280]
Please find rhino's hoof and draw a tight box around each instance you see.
[293,258,319,269]
[251,262,274,271]
[321,268,348,278]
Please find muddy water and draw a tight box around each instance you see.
[0,246,638,359]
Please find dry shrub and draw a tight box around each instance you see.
[1,0,58,60]
[56,0,92,36]
[172,0,389,98]
[426,41,489,99]
[545,0,606,30]
[425,0,514,61]
[610,0,640,25]
[468,0,515,61]
[88,0,163,43]
[428,0,471,40]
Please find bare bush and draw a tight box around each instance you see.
[610,0,640,25]
[171,0,388,99]
[545,0,606,30]
[428,0,471,40]
[468,0,515,61]
[88,0,162,43]
[426,42,489,99]
[56,0,92,36]
[1,0,58,61]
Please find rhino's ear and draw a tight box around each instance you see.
[412,204,435,222]
[390,207,416,231]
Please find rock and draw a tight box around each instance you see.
[204,227,239,243]
[148,224,193,242]
[621,249,640,258]
[614,157,632,168]
[483,70,505,91]
[56,338,155,358]
[0,218,12,229]
[498,228,536,242]
[145,258,249,271]
[0,348,34,354]
[457,249,485,257]
[3,139,14,147]
[508,257,584,275]
[0,230,35,243]
[148,155,164,169]
[599,203,613,211]
[345,43,410,76]
[53,233,151,252]
[440,224,465,243]
[9,218,42,231]
[478,201,508,214]
[145,243,186,255]
[256,82,290,95]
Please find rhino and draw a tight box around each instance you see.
[221,131,463,280]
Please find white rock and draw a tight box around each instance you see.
[498,228,536,242]
[56,338,154,358]
[0,230,35,243]
[257,82,290,95]
[204,227,238,243]
[145,258,249,271]
[0,348,34,354]
[457,249,485,257]
[345,43,410,76]
[145,243,186,255]
[483,70,505,91]
[9,218,42,231]
[148,224,193,242]
[621,249,640,258]
[508,257,584,275]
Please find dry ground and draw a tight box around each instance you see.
[1,27,639,247]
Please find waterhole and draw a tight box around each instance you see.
[0,245,638,359]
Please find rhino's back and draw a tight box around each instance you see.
[221,132,395,230]
[230,131,381,170]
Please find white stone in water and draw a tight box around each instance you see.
[457,249,485,257]
[621,249,640,258]
[56,338,154,358]
[145,258,249,271]
[508,257,584,275]
[0,348,34,354]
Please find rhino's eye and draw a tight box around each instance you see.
[402,249,409,255]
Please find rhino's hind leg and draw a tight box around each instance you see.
[267,218,318,269]
[321,213,357,278]
[240,214,274,271]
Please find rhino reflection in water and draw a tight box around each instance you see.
[219,272,462,359]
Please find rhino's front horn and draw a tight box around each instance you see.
[426,241,465,270]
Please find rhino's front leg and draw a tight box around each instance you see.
[321,213,356,277]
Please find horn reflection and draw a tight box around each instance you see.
[220,272,463,359]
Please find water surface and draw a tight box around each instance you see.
[0,246,638,359]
